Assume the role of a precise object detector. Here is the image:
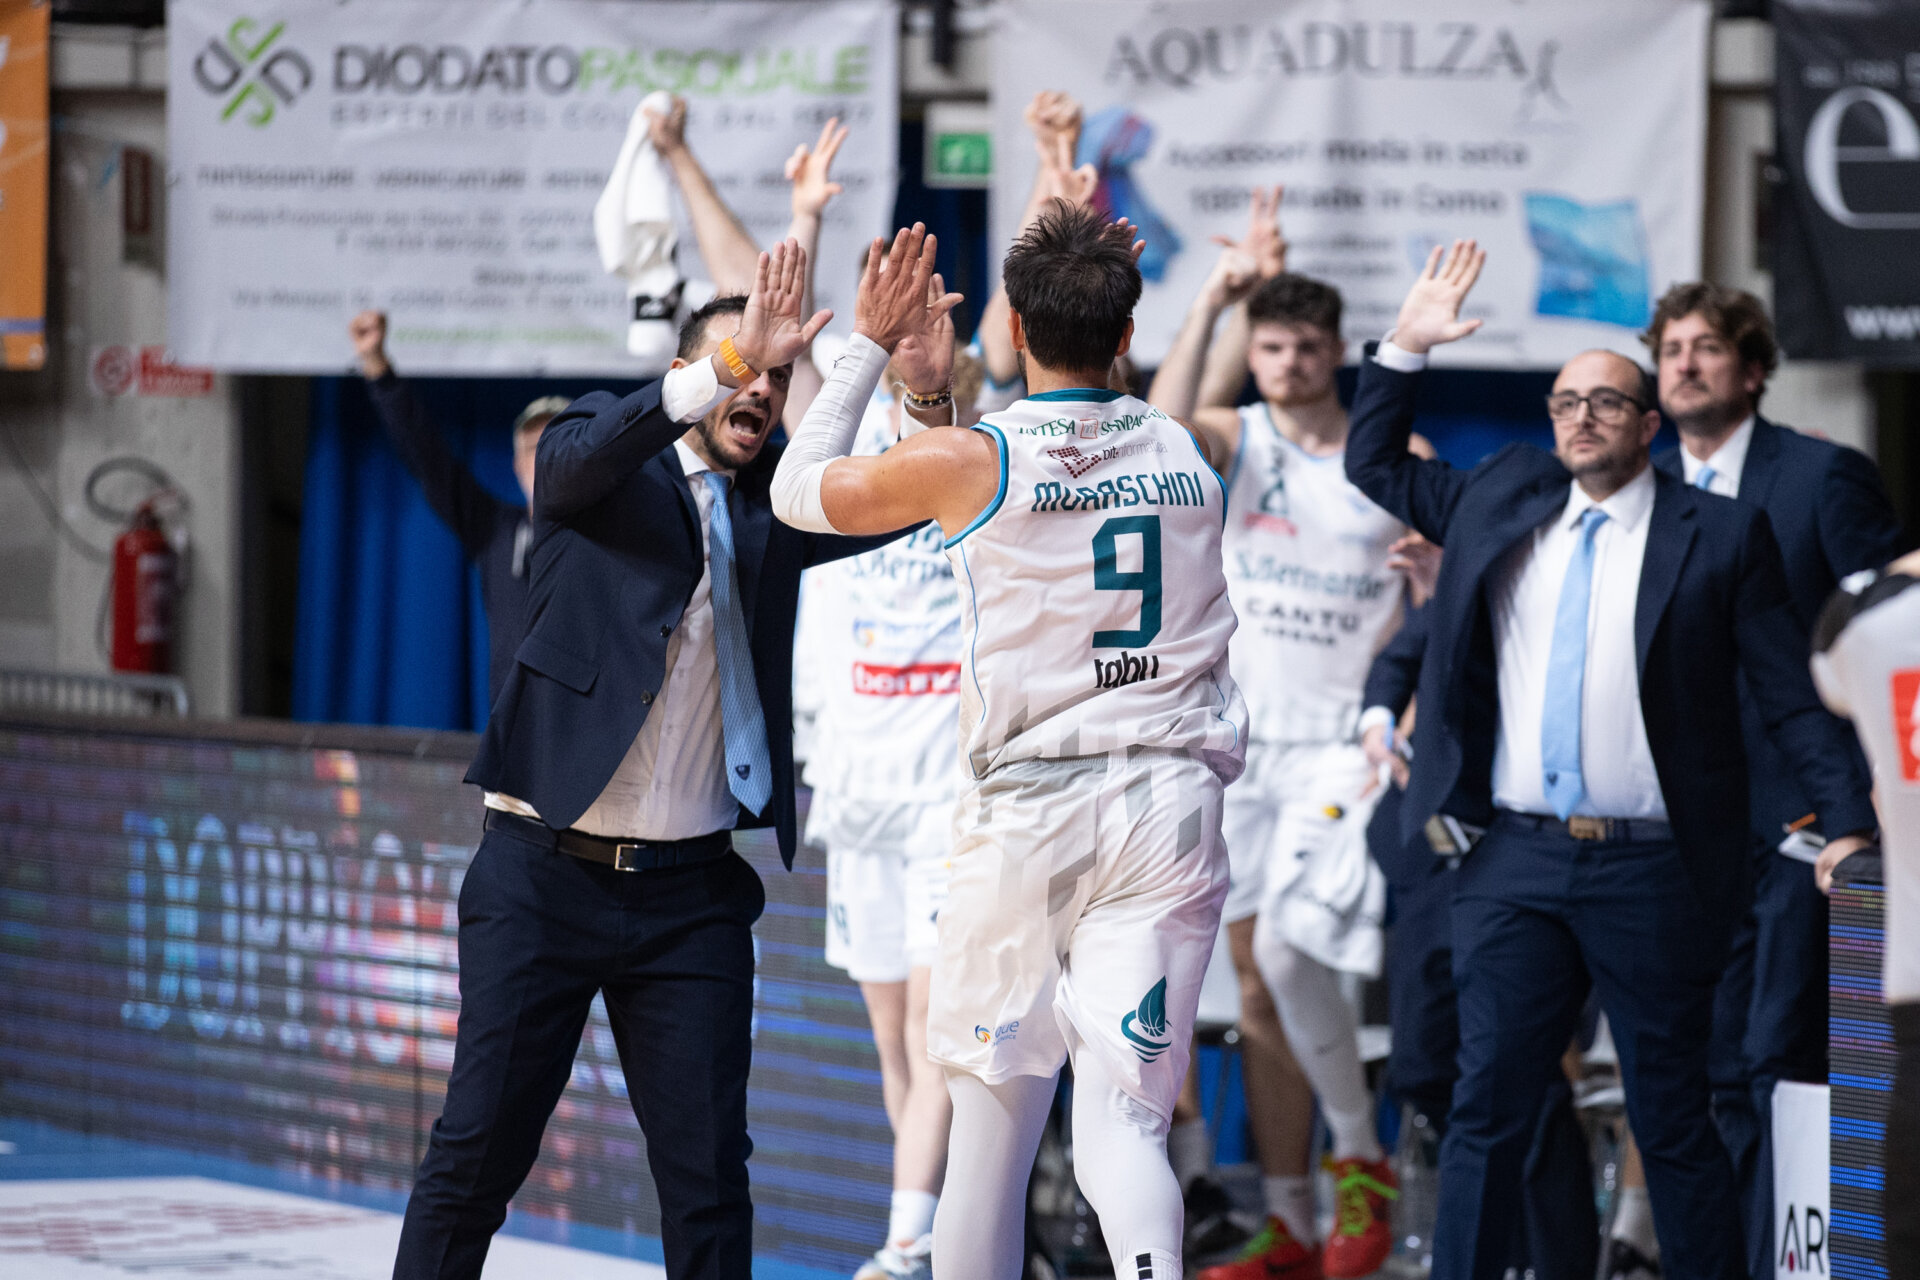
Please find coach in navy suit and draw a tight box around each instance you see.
[1344,244,1876,1280]
[392,243,901,1280]
[1645,283,1906,1278]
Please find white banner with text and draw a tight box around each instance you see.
[167,0,897,374]
[993,0,1709,369]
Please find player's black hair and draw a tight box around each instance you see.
[1001,200,1142,376]
[1246,273,1343,338]
[677,294,748,362]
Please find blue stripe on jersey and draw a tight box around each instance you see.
[944,422,1010,549]
[1026,388,1124,402]
[1183,427,1230,526]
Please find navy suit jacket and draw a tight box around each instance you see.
[1362,603,1431,887]
[1344,360,1877,913]
[466,380,893,866]
[1653,417,1904,844]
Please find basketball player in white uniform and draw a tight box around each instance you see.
[803,353,983,1280]
[1148,195,1436,1280]
[772,211,1248,1280]
[1811,549,1920,1276]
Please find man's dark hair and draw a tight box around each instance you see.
[1641,282,1779,384]
[678,294,747,362]
[1246,273,1343,337]
[1001,201,1142,374]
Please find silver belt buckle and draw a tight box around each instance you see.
[612,844,644,872]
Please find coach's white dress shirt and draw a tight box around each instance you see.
[1489,467,1665,820]
[487,358,743,839]
[1679,414,1755,498]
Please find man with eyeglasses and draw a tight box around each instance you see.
[1343,243,1876,1280]
[1644,284,1905,1280]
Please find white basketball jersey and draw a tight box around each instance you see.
[1811,568,1920,1002]
[809,401,964,803]
[943,391,1247,784]
[1224,404,1408,744]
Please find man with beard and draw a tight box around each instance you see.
[1345,242,1876,1280]
[1148,190,1435,1278]
[391,241,909,1280]
[1645,284,1904,1280]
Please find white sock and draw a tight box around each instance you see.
[1070,1051,1185,1274]
[887,1188,938,1249]
[1253,930,1383,1162]
[1166,1118,1212,1191]
[1263,1173,1318,1245]
[1610,1186,1658,1255]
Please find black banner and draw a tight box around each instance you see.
[1775,0,1920,364]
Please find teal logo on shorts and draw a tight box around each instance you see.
[1120,977,1171,1063]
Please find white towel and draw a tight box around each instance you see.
[594,90,684,368]
[1273,768,1390,978]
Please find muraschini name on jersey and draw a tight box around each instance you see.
[1031,471,1211,513]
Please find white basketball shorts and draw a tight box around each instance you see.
[809,791,954,984]
[927,749,1228,1125]
[1221,739,1376,924]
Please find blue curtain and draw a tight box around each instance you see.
[293,373,641,731]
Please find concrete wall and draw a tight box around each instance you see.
[0,28,239,715]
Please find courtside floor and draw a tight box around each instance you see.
[0,1119,839,1279]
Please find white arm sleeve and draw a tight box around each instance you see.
[771,332,889,534]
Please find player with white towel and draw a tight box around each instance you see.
[772,208,1248,1280]
[1150,190,1437,1279]
[1810,549,1920,1277]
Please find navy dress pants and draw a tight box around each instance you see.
[392,822,765,1280]
[1709,838,1829,1280]
[1384,845,1597,1280]
[1432,814,1744,1280]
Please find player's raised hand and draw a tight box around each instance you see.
[1034,133,1098,209]
[730,239,832,378]
[643,94,688,156]
[1023,90,1083,155]
[786,116,848,220]
[890,271,960,398]
[854,225,963,353]
[1392,239,1486,354]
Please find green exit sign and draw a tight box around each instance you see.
[924,101,991,189]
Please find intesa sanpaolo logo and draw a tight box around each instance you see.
[193,17,314,127]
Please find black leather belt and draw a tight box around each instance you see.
[484,809,732,871]
[1498,810,1673,843]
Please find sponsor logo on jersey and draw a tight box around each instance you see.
[1248,462,1297,534]
[974,1019,1020,1045]
[1120,977,1172,1063]
[852,661,963,697]
[1031,471,1209,514]
[1044,437,1167,479]
[1231,552,1394,600]
[1014,408,1163,438]
[1093,650,1160,690]
[1894,668,1920,782]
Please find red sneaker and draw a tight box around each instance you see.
[1196,1215,1321,1280]
[1322,1157,1398,1278]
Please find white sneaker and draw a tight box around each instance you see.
[853,1235,933,1280]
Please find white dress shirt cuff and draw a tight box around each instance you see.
[1357,706,1397,737]
[1373,339,1429,373]
[662,356,728,424]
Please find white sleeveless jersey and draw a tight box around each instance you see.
[808,401,964,803]
[943,391,1247,784]
[1224,405,1409,745]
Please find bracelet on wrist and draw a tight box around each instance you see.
[902,385,953,410]
[718,336,757,382]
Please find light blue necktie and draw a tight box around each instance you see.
[1541,507,1609,820]
[702,472,773,816]
[1695,465,1718,492]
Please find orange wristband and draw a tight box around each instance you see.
[719,336,756,382]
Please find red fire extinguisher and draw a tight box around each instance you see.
[111,502,179,674]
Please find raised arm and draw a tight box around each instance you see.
[1346,241,1485,542]
[350,311,511,556]
[539,240,831,520]
[773,226,995,538]
[650,95,761,295]
[978,93,1091,388]
[779,117,848,427]
[1196,186,1288,410]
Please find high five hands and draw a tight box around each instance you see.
[1393,239,1486,355]
[727,240,834,382]
[854,224,965,356]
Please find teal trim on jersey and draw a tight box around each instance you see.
[944,422,1009,549]
[1185,425,1231,527]
[1026,388,1123,402]
[1224,411,1249,493]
